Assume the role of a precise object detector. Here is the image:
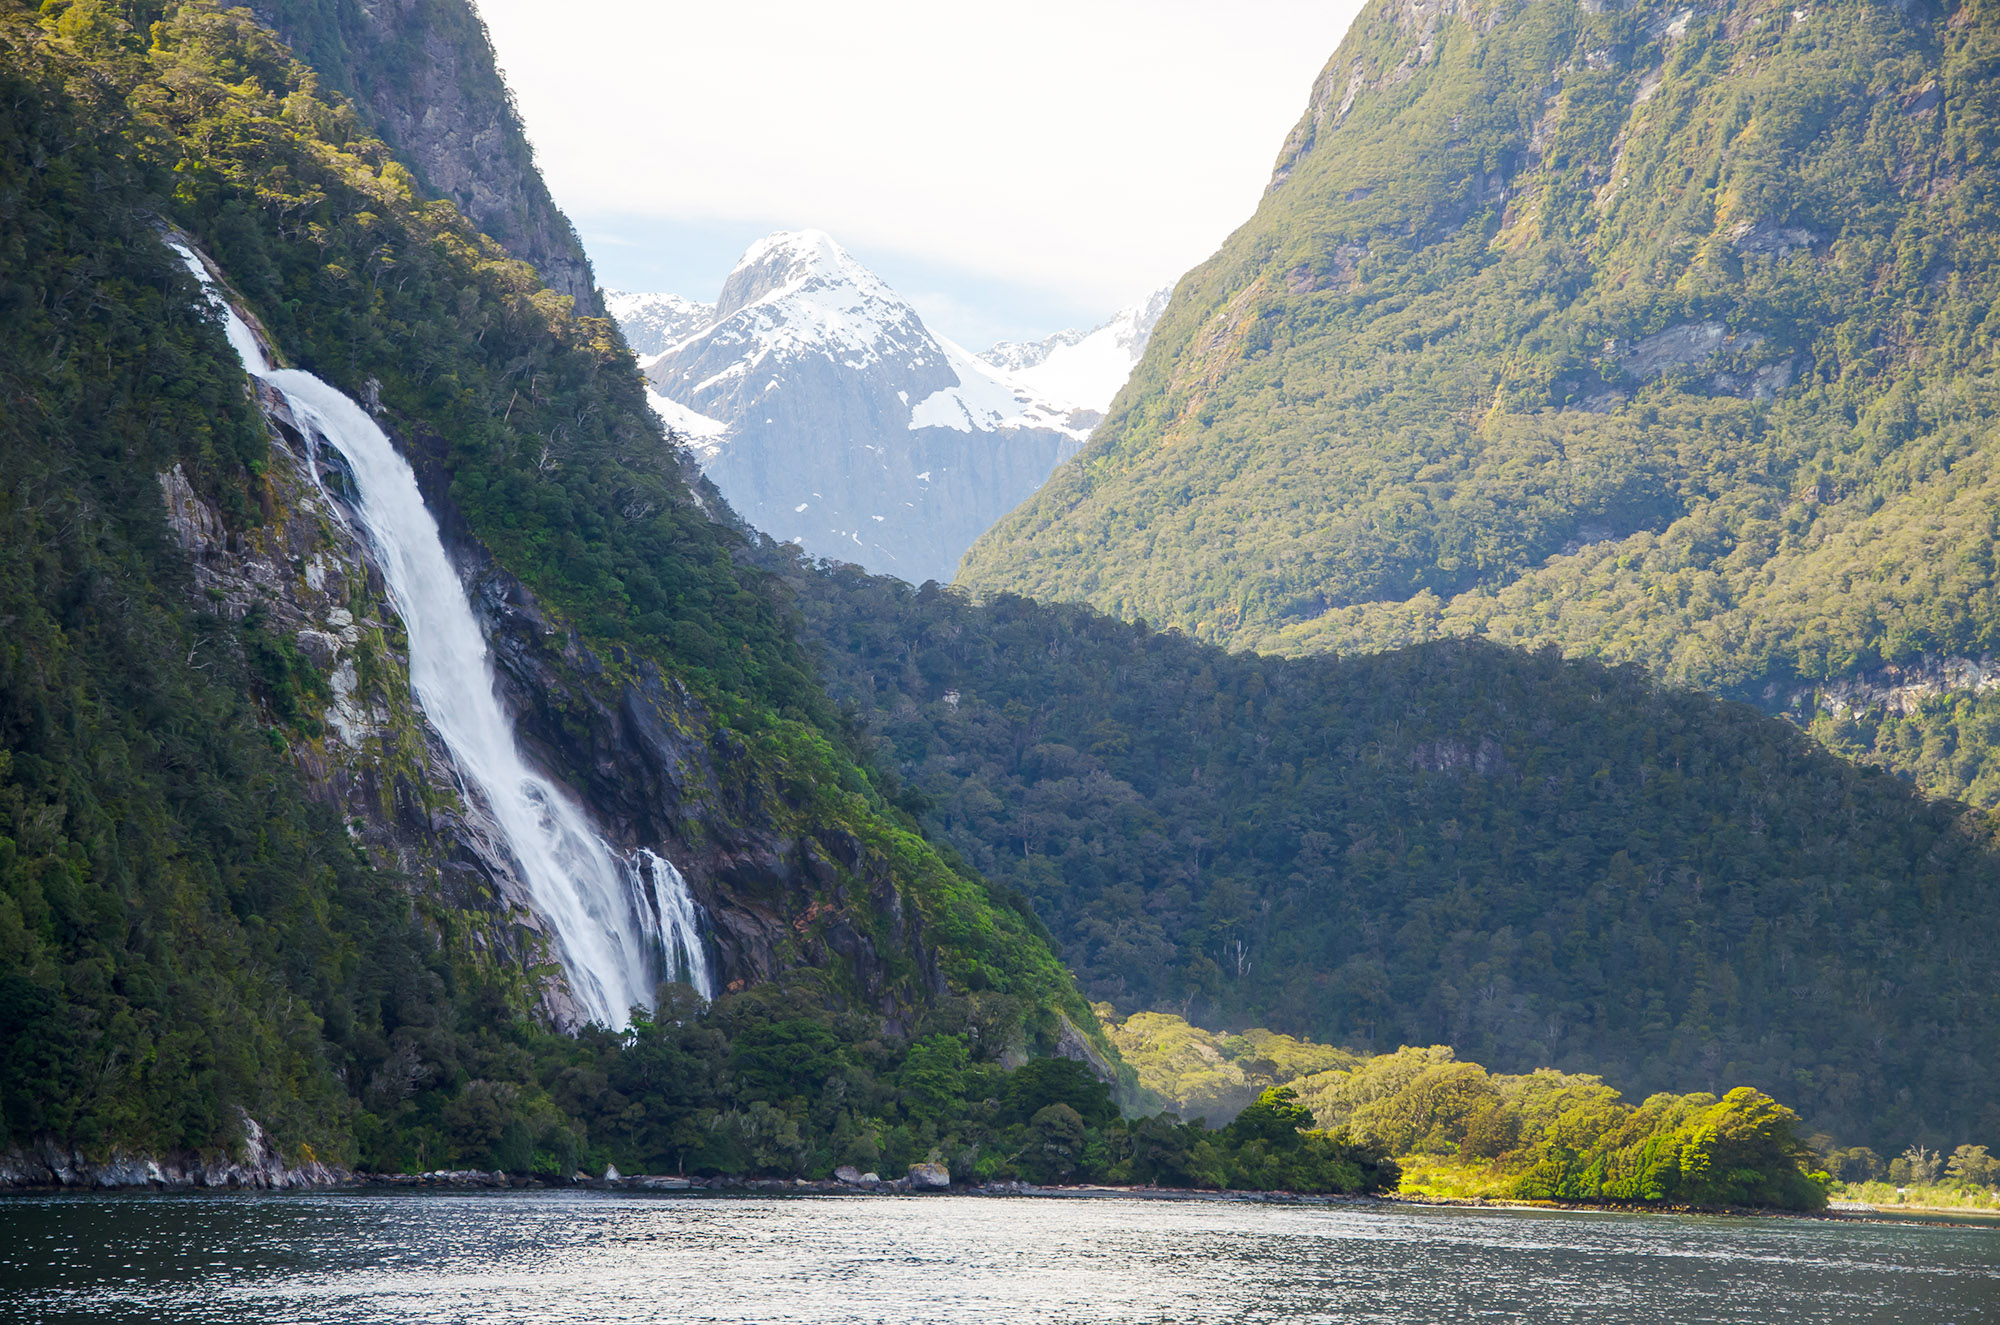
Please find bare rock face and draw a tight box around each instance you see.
[1053,1013,1116,1083]
[249,0,601,316]
[907,1161,951,1191]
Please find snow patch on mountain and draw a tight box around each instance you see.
[909,338,1089,438]
[979,286,1171,414]
[644,389,727,447]
[981,328,1090,374]
[605,290,714,356]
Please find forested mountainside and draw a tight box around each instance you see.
[776,562,2000,1150]
[0,0,1093,1180]
[246,0,601,314]
[960,0,2000,806]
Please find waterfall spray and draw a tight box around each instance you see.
[171,241,711,1025]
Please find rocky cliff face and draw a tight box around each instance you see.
[151,269,563,1006]
[632,231,1094,585]
[251,0,602,316]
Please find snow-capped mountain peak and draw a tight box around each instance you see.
[712,229,884,321]
[617,229,1154,585]
[641,229,948,429]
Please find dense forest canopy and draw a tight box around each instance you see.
[779,559,2000,1151]
[959,0,2000,809]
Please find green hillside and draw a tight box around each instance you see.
[0,0,1093,1178]
[959,0,2000,805]
[779,562,2000,1151]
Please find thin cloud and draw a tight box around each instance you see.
[478,0,1364,325]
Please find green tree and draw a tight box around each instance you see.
[1022,1103,1086,1183]
[998,1058,1117,1128]
[1947,1145,1999,1189]
[1227,1087,1315,1147]
[898,1034,970,1123]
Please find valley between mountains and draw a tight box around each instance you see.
[3,0,1998,1216]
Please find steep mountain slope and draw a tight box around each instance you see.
[979,287,1171,414]
[248,0,602,314]
[633,232,1096,585]
[0,0,1095,1180]
[960,0,2000,804]
[777,560,2000,1150]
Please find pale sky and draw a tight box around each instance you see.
[476,1,1367,347]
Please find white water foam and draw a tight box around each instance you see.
[170,240,711,1024]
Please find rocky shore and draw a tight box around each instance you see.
[0,1113,348,1192]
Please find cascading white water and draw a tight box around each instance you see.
[170,241,712,1025]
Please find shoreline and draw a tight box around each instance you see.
[10,1168,1990,1225]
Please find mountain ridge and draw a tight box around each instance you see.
[978,286,1171,414]
[249,0,602,315]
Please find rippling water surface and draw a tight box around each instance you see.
[2,1191,1996,1323]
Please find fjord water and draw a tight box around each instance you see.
[169,244,711,1025]
[2,1193,1995,1324]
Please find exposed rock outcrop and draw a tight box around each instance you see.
[1775,655,2000,721]
[1,1111,349,1191]
[250,0,602,315]
[907,1161,952,1190]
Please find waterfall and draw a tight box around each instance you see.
[170,241,712,1025]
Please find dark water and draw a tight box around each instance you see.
[1,1191,1996,1323]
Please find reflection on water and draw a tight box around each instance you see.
[2,1191,1996,1324]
